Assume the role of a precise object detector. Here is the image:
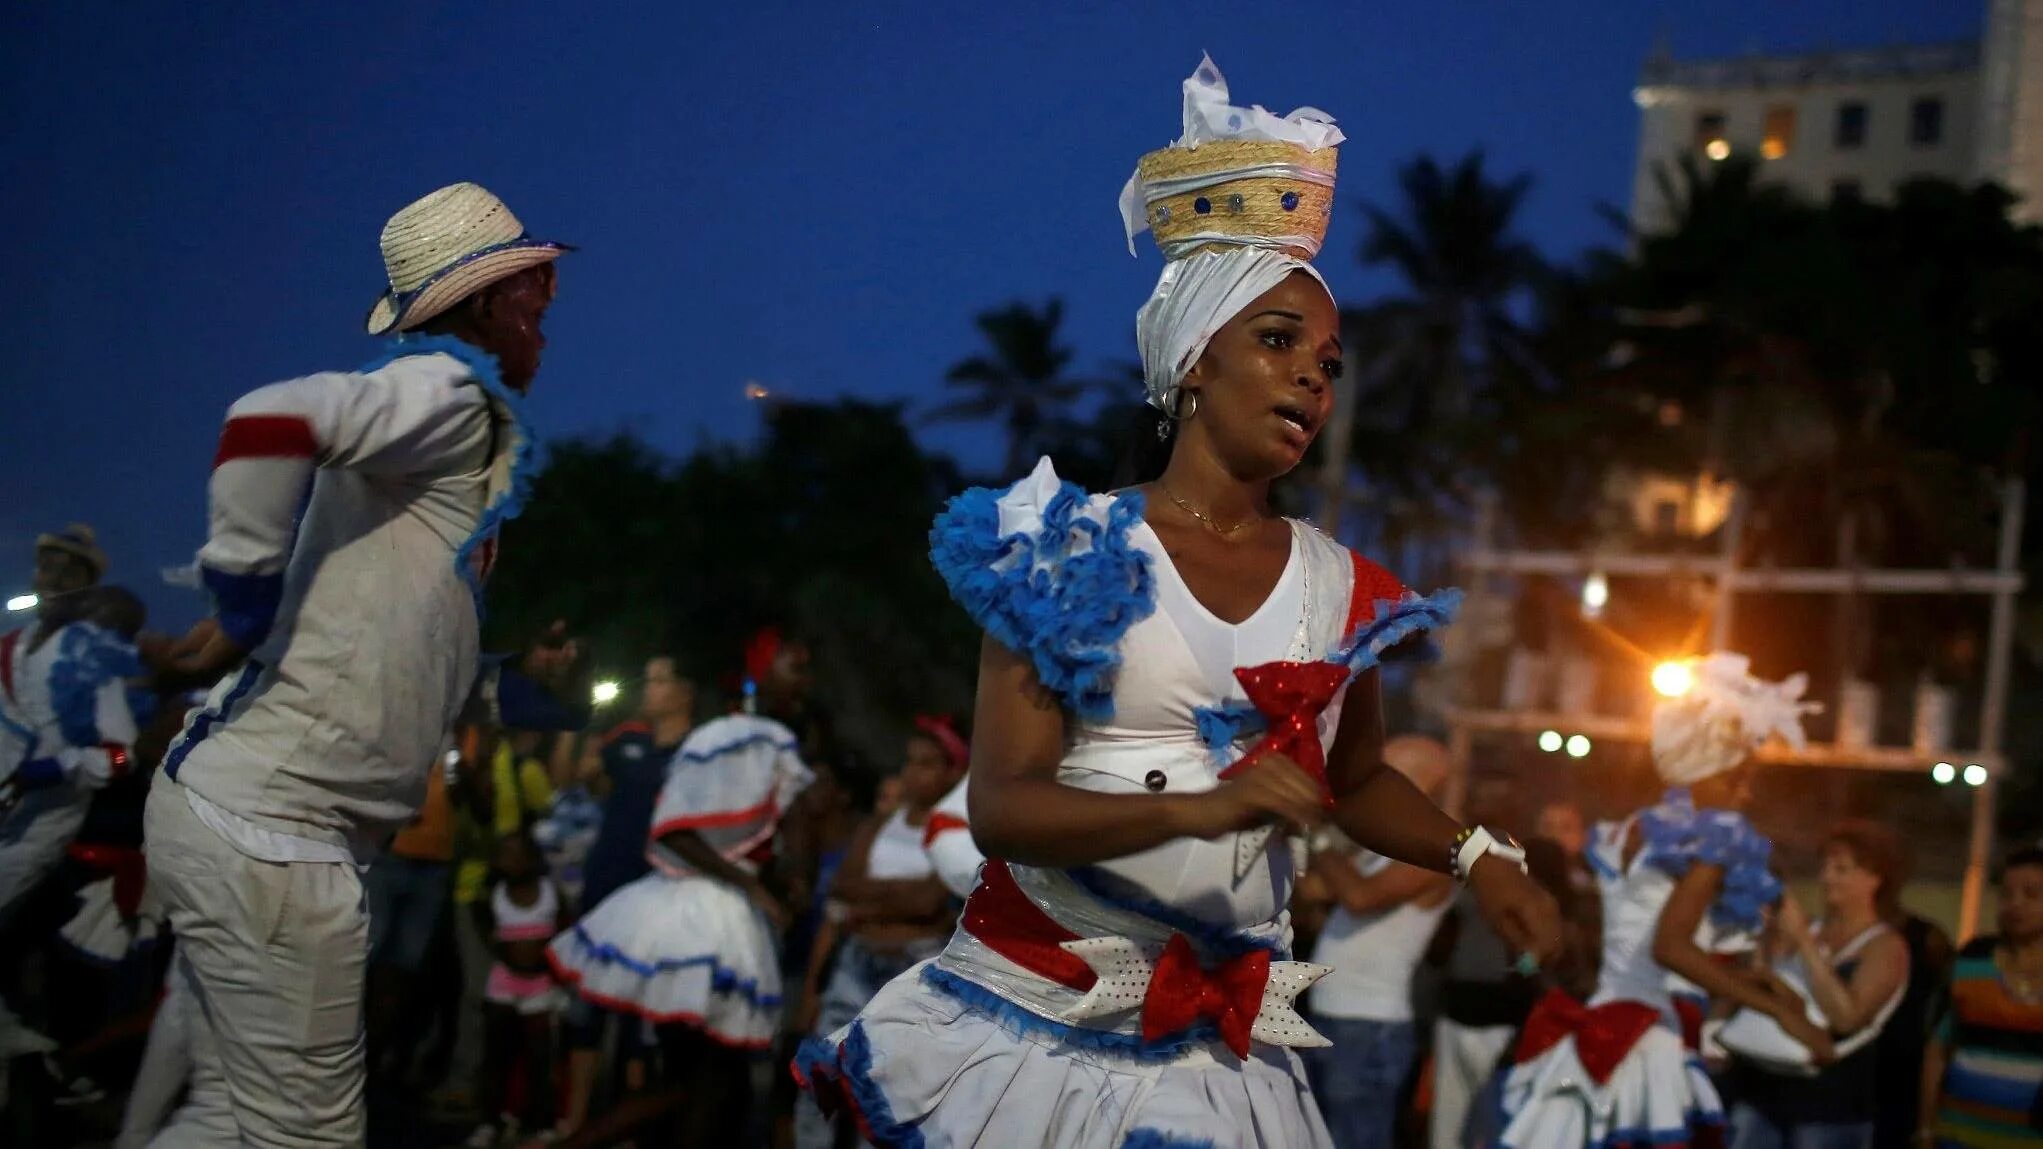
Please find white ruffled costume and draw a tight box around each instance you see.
[1497,654,1813,1149]
[547,712,811,1049]
[792,458,1458,1148]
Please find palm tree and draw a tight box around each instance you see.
[927,299,1088,478]
[1330,152,1551,556]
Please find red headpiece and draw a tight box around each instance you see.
[913,714,970,770]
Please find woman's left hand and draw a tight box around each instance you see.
[1468,855,1565,970]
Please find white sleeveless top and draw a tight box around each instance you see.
[1308,847,1451,1021]
[493,879,559,943]
[866,809,936,881]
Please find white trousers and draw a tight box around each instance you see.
[1429,1019,1515,1149]
[144,784,369,1148]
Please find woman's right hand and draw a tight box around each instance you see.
[1168,756,1328,841]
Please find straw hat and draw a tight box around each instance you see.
[36,523,107,579]
[364,183,569,335]
[1134,139,1338,262]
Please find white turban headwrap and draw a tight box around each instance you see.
[1121,55,1345,410]
[1650,652,1818,787]
[1135,249,1329,409]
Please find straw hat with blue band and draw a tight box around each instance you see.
[365,182,571,336]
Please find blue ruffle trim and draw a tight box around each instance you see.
[919,963,1217,1063]
[1190,588,1462,758]
[793,1024,927,1148]
[50,623,142,749]
[1636,789,1781,931]
[555,924,780,1007]
[1330,587,1464,675]
[928,479,1154,723]
[1122,1131,1217,1149]
[1065,866,1285,959]
[364,334,536,610]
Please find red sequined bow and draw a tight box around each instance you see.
[1219,660,1351,804]
[1141,933,1271,1058]
[1512,988,1661,1085]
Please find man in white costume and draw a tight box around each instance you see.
[144,183,573,1148]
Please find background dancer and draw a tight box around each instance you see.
[1497,652,1824,1149]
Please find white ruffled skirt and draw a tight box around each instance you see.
[1498,1021,1724,1149]
[546,871,781,1049]
[794,961,1333,1149]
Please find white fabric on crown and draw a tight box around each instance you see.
[1136,246,1329,409]
[1650,652,1816,787]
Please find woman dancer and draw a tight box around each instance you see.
[796,56,1558,1148]
[1498,652,1824,1149]
[548,636,813,1143]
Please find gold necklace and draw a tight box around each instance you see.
[1158,481,1261,537]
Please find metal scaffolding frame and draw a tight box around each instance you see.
[1428,480,2027,940]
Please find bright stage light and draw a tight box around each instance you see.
[1651,661,1696,699]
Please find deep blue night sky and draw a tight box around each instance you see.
[2,1,1978,627]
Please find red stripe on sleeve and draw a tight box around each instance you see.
[214,415,318,469]
[1344,552,1409,635]
[922,811,969,849]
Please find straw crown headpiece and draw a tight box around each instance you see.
[1120,55,1344,263]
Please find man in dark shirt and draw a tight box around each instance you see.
[560,655,693,1134]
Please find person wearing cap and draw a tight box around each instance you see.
[141,183,568,1148]
[793,58,1559,1148]
[32,523,108,604]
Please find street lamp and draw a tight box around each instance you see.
[1932,762,1956,785]
[1537,730,1564,754]
[1565,734,1593,759]
[4,594,35,613]
[1581,572,1609,620]
[591,680,621,706]
[1964,763,1989,787]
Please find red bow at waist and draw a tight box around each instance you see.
[66,843,147,919]
[1142,933,1271,1059]
[1513,988,1662,1085]
[1219,660,1350,804]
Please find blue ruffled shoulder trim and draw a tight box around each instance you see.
[50,623,142,749]
[1330,587,1464,674]
[361,334,537,610]
[928,472,1154,723]
[1636,788,1781,931]
[1191,587,1464,757]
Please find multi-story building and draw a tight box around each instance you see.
[1630,0,2043,231]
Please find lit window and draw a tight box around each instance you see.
[1695,111,1728,159]
[1836,102,1867,149]
[1762,105,1795,159]
[1911,96,1944,146]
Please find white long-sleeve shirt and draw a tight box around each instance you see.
[164,339,530,862]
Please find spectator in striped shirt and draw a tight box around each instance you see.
[1921,846,2043,1147]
